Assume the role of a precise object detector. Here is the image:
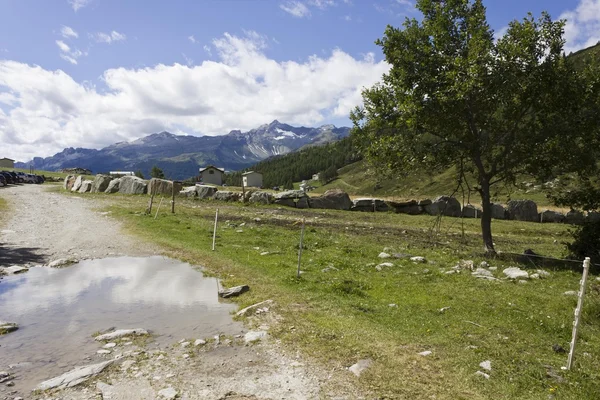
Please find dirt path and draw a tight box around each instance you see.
[0,185,349,400]
[0,184,157,266]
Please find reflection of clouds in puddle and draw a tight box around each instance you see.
[0,256,221,315]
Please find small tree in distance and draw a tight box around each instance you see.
[150,166,165,179]
[351,0,599,254]
[134,170,144,179]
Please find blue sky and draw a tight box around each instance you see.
[0,0,597,161]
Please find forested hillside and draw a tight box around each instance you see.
[224,137,360,188]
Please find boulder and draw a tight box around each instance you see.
[180,186,198,198]
[0,321,18,334]
[249,191,273,205]
[503,267,529,280]
[118,176,148,195]
[388,200,421,215]
[95,328,149,341]
[507,200,538,222]
[3,266,29,274]
[424,196,461,217]
[219,285,250,298]
[36,360,113,390]
[242,189,256,202]
[491,203,507,219]
[196,185,218,199]
[92,175,113,193]
[212,191,240,202]
[565,209,585,225]
[351,198,376,212]
[274,190,307,200]
[71,175,83,192]
[244,330,267,344]
[273,198,297,208]
[105,178,121,193]
[462,204,482,218]
[309,189,352,210]
[148,178,171,196]
[63,175,75,190]
[539,210,565,223]
[78,180,93,193]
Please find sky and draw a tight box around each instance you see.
[0,0,598,162]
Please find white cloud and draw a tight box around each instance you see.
[56,40,71,53]
[559,0,600,53]
[308,0,335,9]
[60,54,78,65]
[343,15,352,21]
[182,53,193,66]
[188,35,197,44]
[92,31,127,44]
[280,1,311,17]
[61,25,79,39]
[493,26,508,42]
[0,31,389,162]
[68,0,92,11]
[203,45,212,56]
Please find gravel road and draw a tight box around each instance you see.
[0,184,355,399]
[0,184,157,266]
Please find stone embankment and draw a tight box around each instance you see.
[66,175,598,225]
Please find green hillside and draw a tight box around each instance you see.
[570,42,600,69]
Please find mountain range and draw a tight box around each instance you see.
[17,121,350,180]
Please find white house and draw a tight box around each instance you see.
[199,166,225,186]
[242,171,263,188]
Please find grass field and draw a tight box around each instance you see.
[312,161,563,209]
[63,189,600,400]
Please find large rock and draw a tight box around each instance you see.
[36,360,113,390]
[63,175,75,190]
[196,185,218,199]
[71,175,83,192]
[565,209,585,225]
[507,200,538,222]
[491,203,507,219]
[95,328,149,341]
[503,267,529,280]
[78,180,93,193]
[539,210,565,223]
[212,191,240,202]
[118,176,148,195]
[219,285,250,298]
[249,191,273,205]
[388,200,421,215]
[462,204,482,218]
[309,189,352,210]
[92,175,113,193]
[0,321,18,334]
[273,190,308,208]
[351,198,382,212]
[180,186,198,198]
[424,196,461,217]
[105,178,121,193]
[148,179,182,196]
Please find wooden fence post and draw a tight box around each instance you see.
[154,197,164,220]
[567,257,591,370]
[212,208,219,251]
[297,217,306,278]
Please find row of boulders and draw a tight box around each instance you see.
[65,175,185,196]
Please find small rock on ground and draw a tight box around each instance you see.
[349,359,372,377]
[158,387,178,399]
[244,330,267,344]
[479,360,492,371]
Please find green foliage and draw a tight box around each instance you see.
[567,221,600,268]
[134,170,145,179]
[319,165,338,185]
[224,137,359,188]
[351,0,600,252]
[150,165,165,179]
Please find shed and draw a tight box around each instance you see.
[242,171,263,188]
[199,166,225,186]
[0,158,15,168]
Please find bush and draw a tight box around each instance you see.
[567,220,600,270]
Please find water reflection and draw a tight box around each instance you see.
[0,256,242,392]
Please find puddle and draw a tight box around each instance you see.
[0,256,243,394]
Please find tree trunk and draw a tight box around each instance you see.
[479,178,496,255]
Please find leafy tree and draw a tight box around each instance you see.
[150,165,165,179]
[134,170,145,179]
[319,165,338,185]
[351,0,599,254]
